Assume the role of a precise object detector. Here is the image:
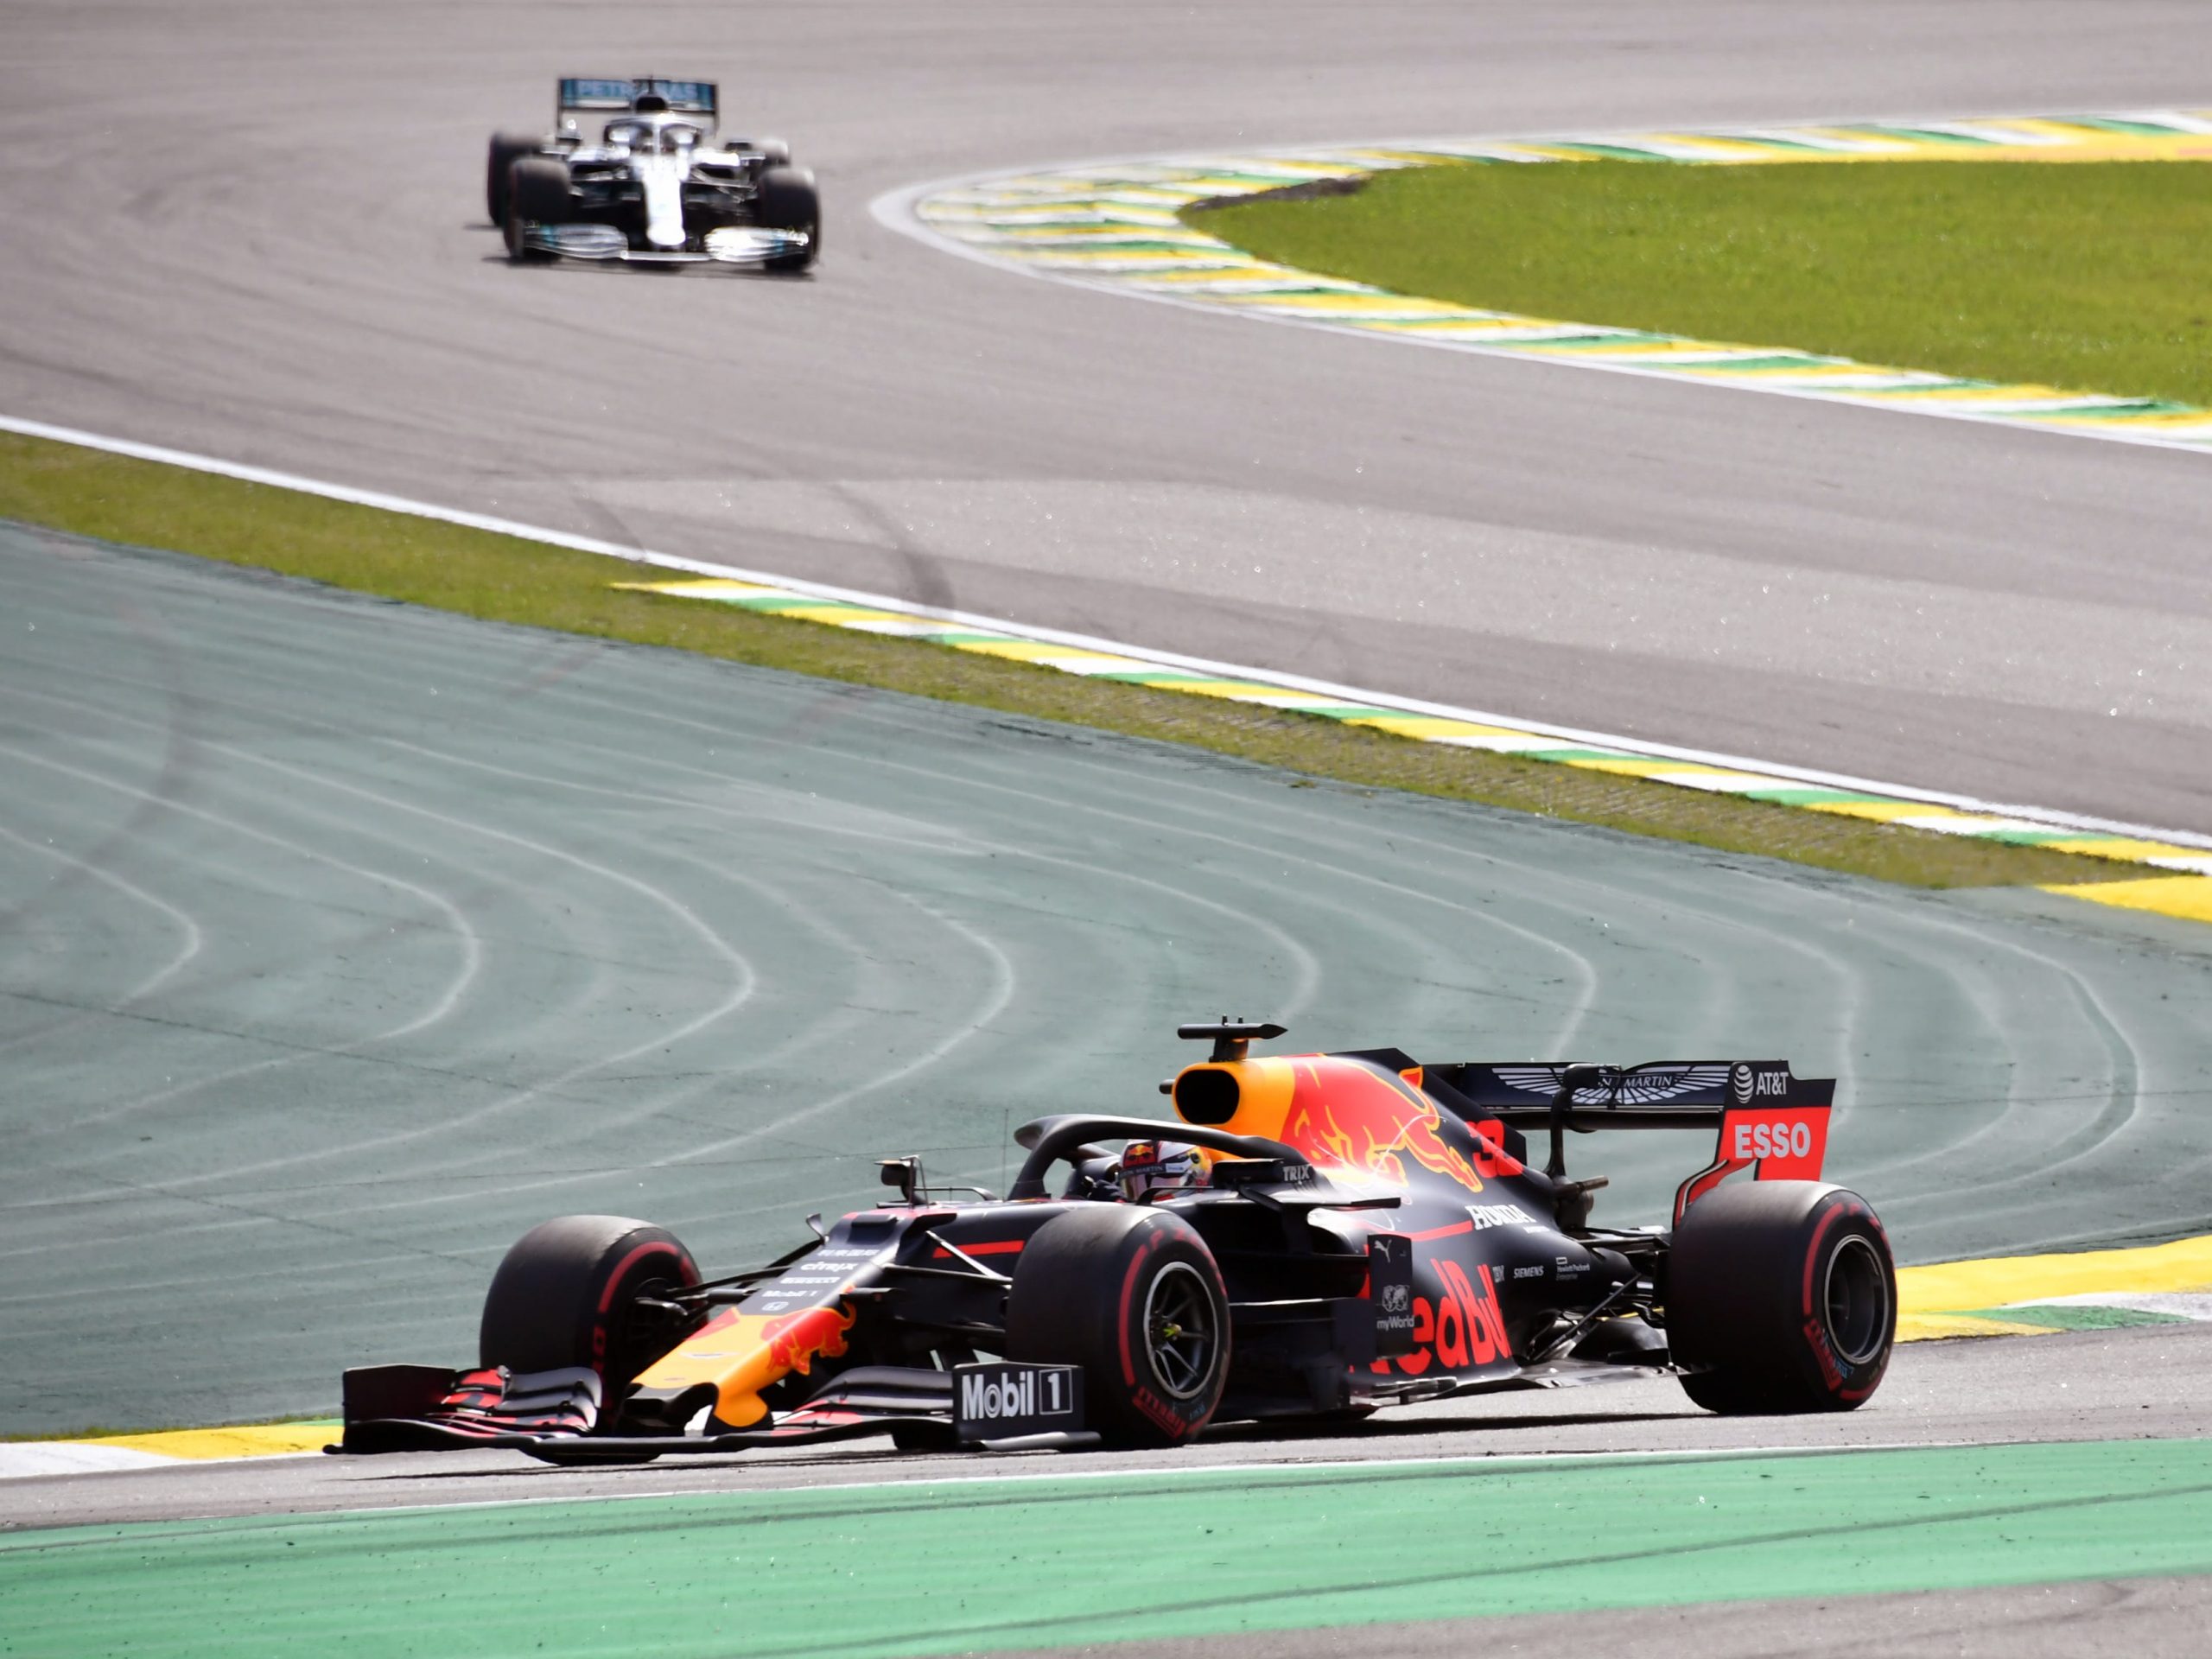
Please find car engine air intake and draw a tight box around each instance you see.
[1173,1065,1241,1126]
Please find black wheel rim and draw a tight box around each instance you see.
[1142,1262,1217,1400]
[608,1262,700,1380]
[1822,1235,1891,1366]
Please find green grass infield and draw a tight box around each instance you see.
[0,429,2139,889]
[1196,159,2212,406]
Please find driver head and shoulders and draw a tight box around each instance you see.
[1117,1139,1210,1202]
[1059,1138,1213,1203]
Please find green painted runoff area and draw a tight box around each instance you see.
[5,1440,2209,1656]
[8,524,2212,1438]
[1197,161,2212,407]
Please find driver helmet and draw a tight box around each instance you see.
[1120,1139,1207,1203]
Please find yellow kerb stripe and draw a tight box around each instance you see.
[614,578,781,598]
[1340,714,1529,740]
[1560,757,1684,778]
[950,639,1089,663]
[2041,836,2206,861]
[2042,875,2212,925]
[1897,1233,2212,1314]
[84,1422,335,1459]
[1804,799,1957,824]
[1897,1313,2059,1342]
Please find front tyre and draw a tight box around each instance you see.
[1005,1206,1229,1447]
[1668,1181,1895,1414]
[480,1215,701,1392]
[504,156,571,263]
[754,164,820,272]
[486,131,543,223]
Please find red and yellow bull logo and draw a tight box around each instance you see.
[762,1304,855,1376]
[1287,1060,1489,1193]
[1176,1053,1494,1196]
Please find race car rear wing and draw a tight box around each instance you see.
[558,76,718,122]
[1378,1057,1835,1224]
[1417,1059,1833,1130]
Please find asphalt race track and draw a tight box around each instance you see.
[8,1325,2212,1656]
[11,1323,2211,1532]
[3,3,2212,832]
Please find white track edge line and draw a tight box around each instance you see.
[0,1437,2001,1525]
[10,412,2209,855]
[870,101,2212,199]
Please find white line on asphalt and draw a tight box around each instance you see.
[0,1437,2000,1528]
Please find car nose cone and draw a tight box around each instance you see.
[641,163,687,248]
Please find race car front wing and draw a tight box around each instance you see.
[524,222,811,265]
[336,1358,1096,1462]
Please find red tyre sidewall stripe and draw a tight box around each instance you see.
[1800,1197,1891,1402]
[1800,1202,1846,1319]
[589,1239,691,1383]
[1117,1227,1160,1389]
[1840,1199,1893,1403]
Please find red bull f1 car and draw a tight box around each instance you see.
[339,1023,1896,1460]
[486,78,818,271]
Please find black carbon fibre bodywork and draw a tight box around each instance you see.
[340,1041,1887,1459]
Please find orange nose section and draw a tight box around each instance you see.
[632,1301,857,1428]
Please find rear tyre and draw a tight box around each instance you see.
[504,156,571,262]
[754,164,820,271]
[750,137,793,167]
[1004,1206,1229,1447]
[486,131,543,223]
[480,1215,701,1392]
[1668,1181,1895,1414]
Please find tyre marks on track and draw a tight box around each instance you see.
[2,527,2209,1436]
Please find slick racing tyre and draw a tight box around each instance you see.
[486,131,543,223]
[754,164,820,271]
[480,1215,702,1389]
[1005,1206,1230,1447]
[750,137,792,167]
[1668,1181,1895,1414]
[504,156,572,262]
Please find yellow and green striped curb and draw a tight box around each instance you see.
[1897,1232,2212,1341]
[614,575,2212,925]
[887,109,2212,454]
[10,1234,2205,1471]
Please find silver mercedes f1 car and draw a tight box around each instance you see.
[486,78,819,272]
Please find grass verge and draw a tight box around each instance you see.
[0,429,2139,889]
[1194,160,2212,405]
